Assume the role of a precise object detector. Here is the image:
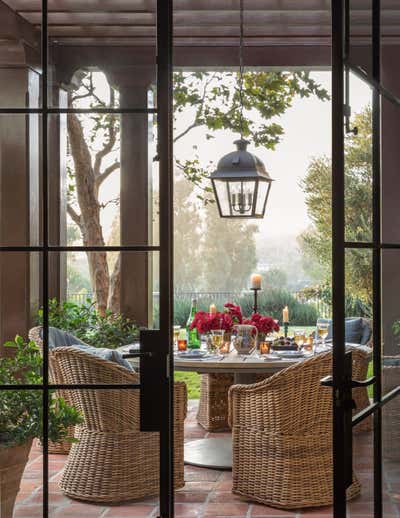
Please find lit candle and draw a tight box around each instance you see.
[209,304,217,316]
[282,305,289,323]
[250,273,262,290]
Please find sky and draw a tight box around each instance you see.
[173,71,372,240]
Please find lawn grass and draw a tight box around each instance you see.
[174,371,200,399]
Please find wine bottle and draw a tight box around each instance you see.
[186,298,201,349]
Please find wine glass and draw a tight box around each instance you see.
[173,325,181,349]
[316,322,329,350]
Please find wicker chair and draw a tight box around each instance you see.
[29,326,75,454]
[228,351,366,510]
[49,346,187,503]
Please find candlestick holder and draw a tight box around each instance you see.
[283,322,290,338]
[250,287,261,313]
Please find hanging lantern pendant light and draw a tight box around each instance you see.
[210,0,274,219]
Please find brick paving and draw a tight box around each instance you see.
[14,401,400,517]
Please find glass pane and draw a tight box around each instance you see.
[44,250,158,382]
[348,0,372,77]
[347,423,375,517]
[48,113,159,247]
[344,72,373,244]
[0,1,41,108]
[0,115,42,246]
[382,250,400,359]
[345,248,373,321]
[382,99,400,244]
[47,5,156,109]
[12,436,44,517]
[382,395,400,517]
[381,0,400,103]
[0,251,42,373]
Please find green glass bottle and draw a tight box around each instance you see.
[186,298,201,349]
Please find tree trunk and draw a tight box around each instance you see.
[107,253,121,314]
[67,110,110,315]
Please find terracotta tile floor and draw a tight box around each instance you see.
[14,401,400,518]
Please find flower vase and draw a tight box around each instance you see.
[257,333,266,350]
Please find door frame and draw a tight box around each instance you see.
[332,1,400,516]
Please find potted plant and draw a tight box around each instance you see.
[0,336,82,518]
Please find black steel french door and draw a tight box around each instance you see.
[1,0,174,517]
[331,1,400,516]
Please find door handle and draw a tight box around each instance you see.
[320,375,375,388]
[122,351,153,359]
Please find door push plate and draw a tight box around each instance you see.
[140,329,168,432]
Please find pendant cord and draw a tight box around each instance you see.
[239,0,244,140]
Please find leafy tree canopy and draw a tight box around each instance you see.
[300,106,373,304]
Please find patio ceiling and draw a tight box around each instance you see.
[2,0,400,47]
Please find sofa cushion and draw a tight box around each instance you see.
[42,327,133,371]
[317,317,366,344]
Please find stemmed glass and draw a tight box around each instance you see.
[316,322,329,351]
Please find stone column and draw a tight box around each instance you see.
[109,68,155,327]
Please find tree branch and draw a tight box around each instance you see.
[93,116,118,176]
[96,161,120,189]
[67,204,82,228]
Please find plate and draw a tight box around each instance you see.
[276,350,305,359]
[176,350,208,359]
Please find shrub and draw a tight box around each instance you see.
[172,289,319,327]
[38,299,139,349]
[0,336,82,446]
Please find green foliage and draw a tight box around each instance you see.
[172,289,319,327]
[173,70,329,200]
[300,107,373,304]
[0,336,82,447]
[38,299,139,349]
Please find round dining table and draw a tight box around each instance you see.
[174,349,306,469]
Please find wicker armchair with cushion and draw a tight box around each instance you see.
[228,351,368,510]
[50,346,187,503]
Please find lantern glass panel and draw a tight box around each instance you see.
[255,181,269,216]
[213,179,231,216]
[229,180,256,216]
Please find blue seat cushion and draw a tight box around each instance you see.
[42,327,133,371]
[317,317,369,345]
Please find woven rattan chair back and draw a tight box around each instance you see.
[228,351,366,509]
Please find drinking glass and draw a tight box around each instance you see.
[316,322,329,349]
[173,325,181,349]
[303,335,314,354]
[177,329,188,352]
[211,329,224,353]
[294,330,306,350]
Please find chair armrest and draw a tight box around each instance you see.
[228,379,276,430]
[174,381,188,422]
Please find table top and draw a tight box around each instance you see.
[119,343,372,375]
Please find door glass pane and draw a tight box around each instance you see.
[0,114,42,246]
[345,73,373,244]
[48,112,159,247]
[46,1,156,109]
[0,1,41,108]
[381,0,400,103]
[45,250,159,383]
[348,0,372,77]
[382,99,400,244]
[382,395,400,517]
[347,423,375,517]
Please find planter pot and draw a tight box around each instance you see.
[0,439,32,518]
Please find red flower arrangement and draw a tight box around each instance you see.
[223,302,243,324]
[243,313,280,335]
[190,311,234,334]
